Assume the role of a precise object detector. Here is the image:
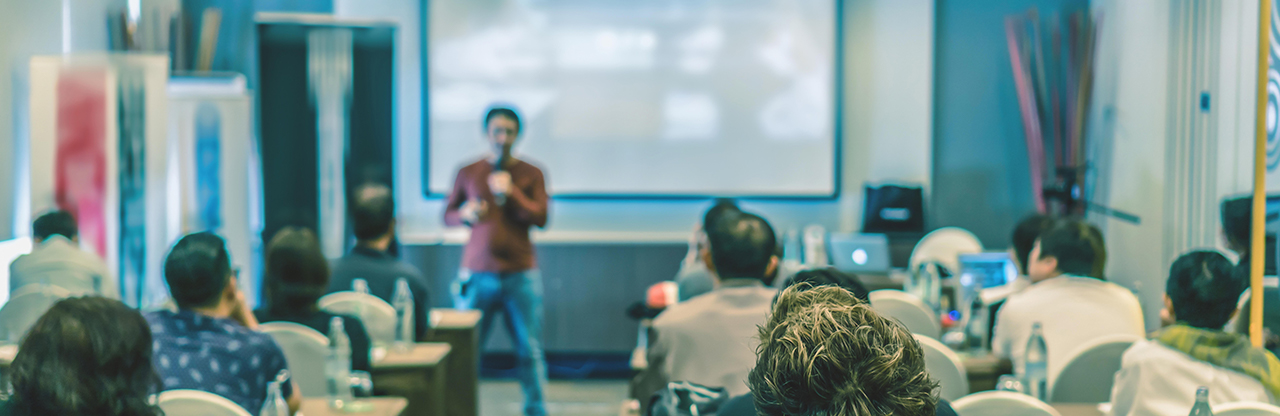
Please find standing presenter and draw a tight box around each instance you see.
[444,106,549,416]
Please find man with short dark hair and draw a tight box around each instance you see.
[991,219,1144,391]
[1111,251,1279,415]
[639,210,780,398]
[1221,196,1280,353]
[328,183,432,339]
[673,199,739,301]
[147,232,301,414]
[10,210,116,298]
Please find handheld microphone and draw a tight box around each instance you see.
[491,153,509,205]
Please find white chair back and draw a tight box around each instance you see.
[0,284,72,341]
[319,291,397,345]
[260,322,329,397]
[908,227,984,274]
[869,290,941,339]
[913,334,969,401]
[157,389,253,416]
[1217,402,1280,416]
[1049,334,1140,403]
[952,391,1062,416]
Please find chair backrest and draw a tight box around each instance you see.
[913,334,969,401]
[157,389,253,416]
[260,322,329,397]
[319,291,396,345]
[0,284,72,341]
[952,391,1062,416]
[1217,402,1280,416]
[869,290,941,339]
[908,227,984,274]
[1049,334,1140,403]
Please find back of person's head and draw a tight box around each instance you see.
[164,232,232,309]
[1167,251,1245,330]
[10,296,161,416]
[1035,219,1106,279]
[706,211,777,281]
[750,285,938,416]
[351,183,395,241]
[265,227,330,313]
[1222,196,1252,251]
[1012,213,1056,274]
[702,198,740,230]
[786,268,870,302]
[32,210,77,241]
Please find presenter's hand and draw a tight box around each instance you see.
[461,200,488,225]
[488,171,512,196]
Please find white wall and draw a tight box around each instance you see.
[336,0,936,244]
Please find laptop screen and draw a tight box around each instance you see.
[958,252,1018,289]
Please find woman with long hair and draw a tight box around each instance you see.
[255,226,372,372]
[4,296,163,416]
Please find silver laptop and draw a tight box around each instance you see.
[829,233,891,273]
[958,252,1019,289]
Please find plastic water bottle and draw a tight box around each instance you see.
[967,295,990,354]
[1189,386,1213,416]
[907,263,943,312]
[352,278,369,294]
[393,277,415,351]
[1024,322,1049,401]
[326,317,353,409]
[260,379,289,416]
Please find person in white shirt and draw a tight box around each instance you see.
[1111,251,1279,416]
[9,210,117,299]
[673,199,739,302]
[991,219,1144,390]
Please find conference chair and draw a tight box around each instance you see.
[913,334,969,401]
[951,391,1062,416]
[908,227,983,275]
[1049,334,1141,403]
[869,290,941,339]
[0,284,71,342]
[157,390,253,416]
[1216,402,1280,416]
[260,322,330,397]
[319,291,397,345]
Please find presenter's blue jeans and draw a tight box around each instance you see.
[453,269,547,416]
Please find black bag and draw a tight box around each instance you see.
[648,381,730,416]
[862,185,925,233]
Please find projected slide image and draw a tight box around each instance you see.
[428,0,838,196]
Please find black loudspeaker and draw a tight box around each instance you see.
[862,185,925,233]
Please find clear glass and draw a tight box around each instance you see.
[393,278,415,352]
[326,317,353,409]
[350,371,374,398]
[996,375,1025,393]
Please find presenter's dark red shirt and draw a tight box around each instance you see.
[444,158,548,273]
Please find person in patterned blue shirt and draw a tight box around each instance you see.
[147,232,301,414]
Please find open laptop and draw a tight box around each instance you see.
[958,252,1018,289]
[829,233,891,274]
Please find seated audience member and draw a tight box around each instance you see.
[640,210,780,398]
[255,227,373,372]
[717,271,959,416]
[1,297,161,416]
[1111,251,1279,415]
[327,183,432,339]
[1223,196,1280,353]
[9,210,117,299]
[992,219,1144,387]
[1011,214,1057,284]
[673,199,739,301]
[149,232,300,414]
[743,284,941,416]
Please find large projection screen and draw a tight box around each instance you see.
[425,0,839,197]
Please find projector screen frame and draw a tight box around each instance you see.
[418,0,845,201]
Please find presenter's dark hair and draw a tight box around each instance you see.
[1036,219,1106,278]
[9,296,163,416]
[484,106,522,134]
[265,227,330,313]
[351,183,395,241]
[706,211,777,281]
[164,232,232,309]
[33,210,77,240]
[1012,214,1056,274]
[1168,251,1245,329]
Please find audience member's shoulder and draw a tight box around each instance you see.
[652,294,718,328]
[1119,339,1168,365]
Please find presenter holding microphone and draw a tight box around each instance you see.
[444,106,549,416]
